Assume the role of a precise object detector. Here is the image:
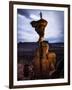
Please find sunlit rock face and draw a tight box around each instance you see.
[31,12,48,42]
[32,41,56,77]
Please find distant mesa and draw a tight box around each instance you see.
[18,42,64,52]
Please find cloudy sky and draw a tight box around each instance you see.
[17,9,64,43]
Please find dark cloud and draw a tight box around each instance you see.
[17,9,31,19]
